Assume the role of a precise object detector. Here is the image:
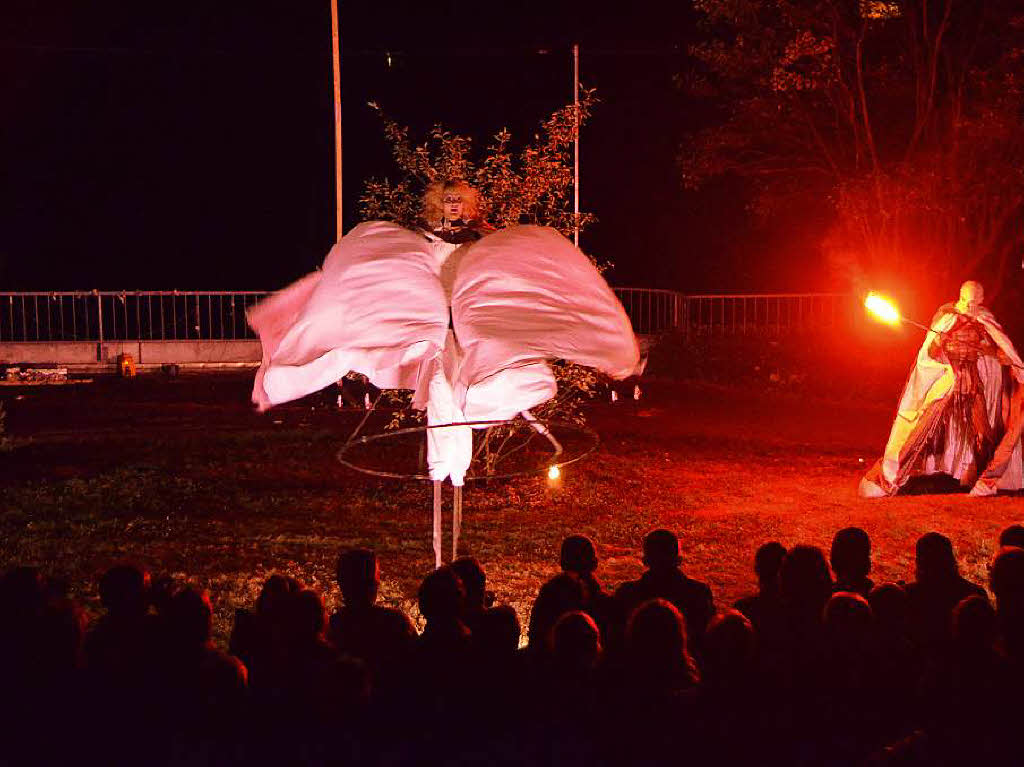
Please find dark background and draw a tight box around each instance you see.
[1,1,821,293]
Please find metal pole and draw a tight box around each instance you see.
[573,43,580,249]
[95,291,104,362]
[432,480,443,569]
[330,0,343,241]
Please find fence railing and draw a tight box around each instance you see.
[0,291,268,343]
[0,289,858,344]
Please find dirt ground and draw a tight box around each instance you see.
[1,372,1021,644]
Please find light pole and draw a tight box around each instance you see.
[573,43,580,249]
[330,0,343,241]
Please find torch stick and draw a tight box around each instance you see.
[864,292,1024,373]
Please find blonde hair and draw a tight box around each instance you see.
[422,180,481,226]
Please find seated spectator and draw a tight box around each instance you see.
[527,572,586,656]
[614,529,715,653]
[161,586,247,736]
[229,573,301,689]
[550,610,603,682]
[868,582,917,738]
[734,541,786,635]
[560,535,613,633]
[917,594,1010,762]
[820,593,882,737]
[451,555,495,636]
[84,563,163,685]
[701,609,758,692]
[699,610,777,761]
[989,545,1024,661]
[756,545,833,712]
[608,599,702,763]
[998,524,1024,550]
[779,544,833,627]
[413,567,472,691]
[624,598,700,695]
[328,549,415,691]
[904,532,985,655]
[831,527,874,597]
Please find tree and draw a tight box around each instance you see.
[359,89,597,239]
[680,0,1024,309]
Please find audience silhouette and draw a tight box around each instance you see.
[3,523,1021,765]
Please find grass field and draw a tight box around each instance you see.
[2,373,1021,645]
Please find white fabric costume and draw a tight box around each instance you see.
[860,282,1024,498]
[248,221,640,490]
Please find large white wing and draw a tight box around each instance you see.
[451,225,640,419]
[248,221,448,409]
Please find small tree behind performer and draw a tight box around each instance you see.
[860,281,1024,498]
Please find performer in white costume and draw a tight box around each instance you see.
[248,181,641,565]
[860,281,1024,498]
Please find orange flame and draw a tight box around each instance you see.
[865,292,901,326]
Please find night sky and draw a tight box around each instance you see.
[1,1,820,293]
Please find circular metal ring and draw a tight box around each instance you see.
[336,418,600,481]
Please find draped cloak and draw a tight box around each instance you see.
[859,304,1024,498]
[247,221,640,486]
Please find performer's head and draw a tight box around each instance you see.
[956,280,984,315]
[423,180,480,227]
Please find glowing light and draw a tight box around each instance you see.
[865,292,901,326]
[547,465,561,480]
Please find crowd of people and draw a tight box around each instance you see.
[4,524,1024,766]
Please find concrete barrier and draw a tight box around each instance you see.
[0,340,262,371]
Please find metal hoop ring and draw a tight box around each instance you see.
[336,418,600,481]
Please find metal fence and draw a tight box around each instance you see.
[0,291,268,343]
[678,293,856,337]
[0,289,857,343]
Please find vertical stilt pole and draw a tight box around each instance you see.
[432,480,443,569]
[452,485,463,560]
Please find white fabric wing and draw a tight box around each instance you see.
[248,221,449,409]
[451,225,640,418]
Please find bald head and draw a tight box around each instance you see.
[956,280,984,315]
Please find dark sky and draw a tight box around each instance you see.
[1,1,801,292]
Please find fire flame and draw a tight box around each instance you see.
[865,292,901,326]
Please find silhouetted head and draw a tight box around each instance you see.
[451,557,486,611]
[868,582,908,631]
[831,527,872,583]
[999,525,1024,550]
[99,563,151,617]
[990,546,1024,614]
[642,529,681,571]
[626,599,688,668]
[418,566,464,625]
[528,572,586,649]
[336,549,379,608]
[824,592,873,646]
[551,610,602,674]
[952,594,995,651]
[915,532,958,582]
[256,574,302,617]
[560,535,599,576]
[168,586,213,647]
[753,542,787,587]
[780,545,833,616]
[288,589,327,643]
[704,610,756,679]
[476,605,521,657]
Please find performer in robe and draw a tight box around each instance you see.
[247,180,641,564]
[859,281,1024,498]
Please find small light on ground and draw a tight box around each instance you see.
[548,465,561,480]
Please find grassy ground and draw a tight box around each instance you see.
[1,373,1021,646]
